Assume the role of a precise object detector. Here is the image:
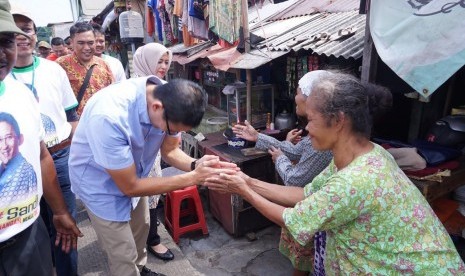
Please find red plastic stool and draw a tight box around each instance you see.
[164,185,208,243]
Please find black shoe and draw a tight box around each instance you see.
[147,246,175,261]
[140,266,166,276]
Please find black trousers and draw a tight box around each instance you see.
[0,218,53,276]
[146,208,161,247]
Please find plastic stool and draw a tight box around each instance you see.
[164,185,208,243]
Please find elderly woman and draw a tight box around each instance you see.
[132,42,175,261]
[233,71,332,275]
[205,73,464,274]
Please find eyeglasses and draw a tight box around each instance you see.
[164,112,178,135]
[0,135,17,145]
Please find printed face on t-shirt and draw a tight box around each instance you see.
[0,121,22,167]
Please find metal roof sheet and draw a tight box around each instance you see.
[248,0,299,28]
[230,49,289,69]
[266,0,360,21]
[253,10,366,59]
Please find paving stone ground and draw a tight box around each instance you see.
[76,192,293,276]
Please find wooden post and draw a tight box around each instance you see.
[242,0,251,122]
[360,0,377,84]
[246,69,252,122]
[241,0,250,53]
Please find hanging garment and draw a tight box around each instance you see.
[187,0,209,40]
[370,0,465,97]
[173,0,183,16]
[146,3,155,37]
[209,0,241,44]
[158,0,178,45]
[148,0,164,41]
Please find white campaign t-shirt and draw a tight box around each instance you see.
[103,54,126,83]
[11,56,77,148]
[0,76,44,242]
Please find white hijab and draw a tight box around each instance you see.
[132,43,173,77]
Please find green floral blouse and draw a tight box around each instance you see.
[283,143,465,275]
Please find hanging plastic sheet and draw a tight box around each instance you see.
[370,0,465,97]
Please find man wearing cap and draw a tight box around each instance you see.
[37,40,51,58]
[10,4,81,276]
[0,0,82,275]
[57,22,113,116]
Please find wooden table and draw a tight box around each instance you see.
[410,159,465,203]
[198,131,278,237]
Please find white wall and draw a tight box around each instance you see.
[12,0,113,27]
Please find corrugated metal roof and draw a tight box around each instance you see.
[231,49,289,69]
[171,2,366,70]
[248,0,299,28]
[253,10,366,59]
[266,0,360,21]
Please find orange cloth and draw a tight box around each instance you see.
[173,0,183,17]
[56,54,114,115]
[432,197,459,223]
[46,53,58,61]
[146,4,154,36]
[182,25,197,47]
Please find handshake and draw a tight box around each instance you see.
[192,155,251,196]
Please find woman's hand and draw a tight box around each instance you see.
[204,171,251,196]
[286,128,302,145]
[232,120,259,142]
[268,146,283,163]
[193,155,239,184]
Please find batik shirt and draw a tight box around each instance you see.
[283,143,465,275]
[255,134,331,187]
[57,54,113,115]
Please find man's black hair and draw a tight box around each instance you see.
[0,112,21,136]
[152,79,207,128]
[50,37,64,46]
[69,22,94,38]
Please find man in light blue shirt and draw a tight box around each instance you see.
[69,77,236,276]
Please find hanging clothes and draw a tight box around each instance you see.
[189,0,205,20]
[187,0,209,40]
[148,0,164,42]
[209,0,241,44]
[145,3,155,37]
[173,0,183,16]
[158,0,178,46]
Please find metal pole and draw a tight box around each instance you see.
[131,43,136,55]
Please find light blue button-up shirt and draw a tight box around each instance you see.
[69,76,174,221]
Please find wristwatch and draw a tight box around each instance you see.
[190,160,197,171]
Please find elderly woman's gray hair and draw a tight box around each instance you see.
[298,70,332,97]
[311,73,392,138]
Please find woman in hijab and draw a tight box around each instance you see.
[132,42,175,261]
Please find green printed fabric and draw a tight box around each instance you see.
[283,143,465,275]
[208,0,241,44]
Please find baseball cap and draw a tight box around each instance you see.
[9,2,33,23]
[37,40,51,49]
[0,0,28,36]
